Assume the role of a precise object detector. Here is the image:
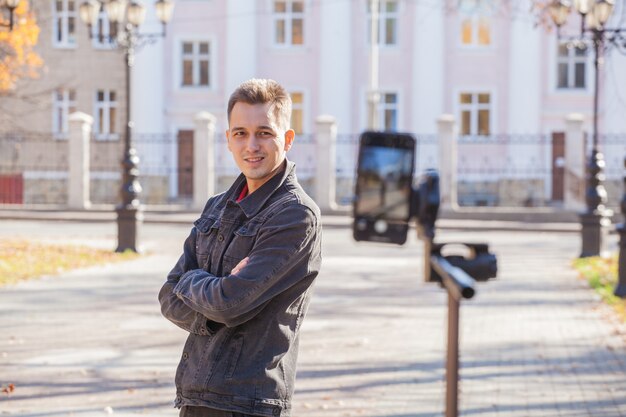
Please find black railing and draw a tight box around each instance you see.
[0,131,624,208]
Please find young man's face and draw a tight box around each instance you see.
[226,102,295,194]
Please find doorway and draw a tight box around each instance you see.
[177,130,193,198]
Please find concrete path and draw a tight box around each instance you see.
[0,220,625,417]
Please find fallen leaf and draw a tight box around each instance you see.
[1,384,15,394]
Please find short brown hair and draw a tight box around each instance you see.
[227,79,292,130]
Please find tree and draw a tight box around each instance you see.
[0,0,43,92]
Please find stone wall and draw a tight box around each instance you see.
[90,179,119,204]
[457,181,499,206]
[24,178,67,204]
[337,178,355,206]
[11,174,626,210]
[90,175,170,205]
[604,179,624,209]
[497,179,546,207]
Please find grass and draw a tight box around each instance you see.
[573,253,626,321]
[0,239,139,286]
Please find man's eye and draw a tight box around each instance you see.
[233,131,246,137]
[259,131,273,137]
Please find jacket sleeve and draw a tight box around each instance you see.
[172,204,320,328]
[158,227,222,335]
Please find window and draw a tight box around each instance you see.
[557,42,587,89]
[52,89,77,138]
[53,0,77,47]
[458,0,492,47]
[367,0,398,46]
[94,90,118,139]
[290,92,304,134]
[460,15,491,46]
[459,92,490,136]
[371,92,398,131]
[92,6,118,47]
[181,41,211,87]
[273,0,305,46]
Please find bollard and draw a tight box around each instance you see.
[614,155,626,297]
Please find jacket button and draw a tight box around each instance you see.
[217,234,224,242]
[272,408,280,416]
[182,352,189,360]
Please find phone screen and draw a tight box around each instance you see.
[353,132,415,245]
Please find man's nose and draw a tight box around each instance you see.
[246,136,261,151]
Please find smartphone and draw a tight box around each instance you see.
[353,131,416,245]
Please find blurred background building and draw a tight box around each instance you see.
[1,0,625,210]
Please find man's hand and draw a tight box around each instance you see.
[231,257,249,275]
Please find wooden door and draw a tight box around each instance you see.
[177,130,194,198]
[551,132,565,202]
[0,174,24,204]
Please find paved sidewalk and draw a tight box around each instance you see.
[0,220,625,416]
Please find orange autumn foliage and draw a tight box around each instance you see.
[0,0,43,92]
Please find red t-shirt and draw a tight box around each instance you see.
[237,184,249,202]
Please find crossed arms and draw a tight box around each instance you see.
[158,204,319,332]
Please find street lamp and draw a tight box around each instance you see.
[546,0,625,257]
[1,0,20,31]
[79,0,174,252]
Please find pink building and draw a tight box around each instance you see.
[7,0,621,206]
[133,0,624,135]
[129,0,624,204]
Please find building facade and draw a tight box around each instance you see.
[2,0,626,206]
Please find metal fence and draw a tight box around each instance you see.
[0,131,624,209]
[455,134,553,207]
[0,133,69,205]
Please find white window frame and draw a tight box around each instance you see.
[457,91,493,136]
[457,0,494,49]
[360,89,401,131]
[366,0,399,47]
[378,91,399,131]
[52,0,77,48]
[289,91,305,134]
[52,89,76,139]
[92,8,118,49]
[272,0,306,47]
[547,37,591,95]
[556,41,588,90]
[180,40,212,88]
[94,90,119,140]
[458,14,493,48]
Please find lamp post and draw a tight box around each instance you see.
[615,155,626,297]
[546,0,625,257]
[79,0,174,252]
[1,0,20,31]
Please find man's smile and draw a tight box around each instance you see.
[244,156,265,164]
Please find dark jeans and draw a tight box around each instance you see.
[179,406,259,417]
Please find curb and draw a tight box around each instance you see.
[0,209,585,233]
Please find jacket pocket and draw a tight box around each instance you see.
[194,216,221,271]
[224,333,244,380]
[222,219,263,273]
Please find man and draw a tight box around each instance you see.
[158,79,322,417]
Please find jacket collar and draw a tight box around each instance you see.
[227,159,296,219]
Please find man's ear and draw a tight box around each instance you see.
[284,129,295,151]
[225,129,232,152]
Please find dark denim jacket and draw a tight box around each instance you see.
[158,161,322,417]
